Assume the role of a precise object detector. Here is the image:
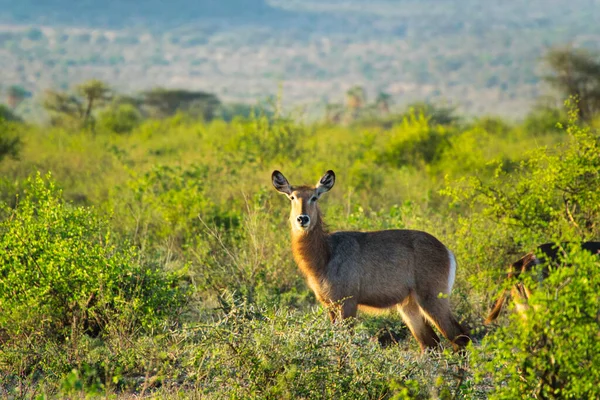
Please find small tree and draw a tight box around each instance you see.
[0,116,21,163]
[141,88,220,120]
[75,79,112,130]
[6,85,31,109]
[543,47,600,122]
[324,103,344,124]
[375,92,392,115]
[42,89,84,127]
[42,80,113,131]
[97,103,142,134]
[0,104,22,122]
[345,86,367,120]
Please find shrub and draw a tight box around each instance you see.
[376,111,450,169]
[477,244,600,399]
[0,117,21,163]
[0,172,186,352]
[0,104,22,122]
[97,103,142,134]
[110,163,236,256]
[523,105,566,136]
[443,104,600,251]
[224,114,303,166]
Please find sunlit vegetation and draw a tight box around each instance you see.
[1,63,599,398]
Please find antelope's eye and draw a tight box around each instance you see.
[290,196,295,200]
[310,196,318,202]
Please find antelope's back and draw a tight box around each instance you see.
[328,229,451,285]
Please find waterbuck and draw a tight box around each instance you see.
[272,170,470,352]
[484,241,600,324]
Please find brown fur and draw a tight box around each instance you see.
[272,170,470,352]
[484,242,600,324]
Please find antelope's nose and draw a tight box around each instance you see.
[297,215,310,226]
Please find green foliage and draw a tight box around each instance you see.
[523,105,566,135]
[141,88,221,120]
[443,104,600,247]
[216,102,269,121]
[0,173,187,376]
[440,103,600,398]
[477,245,600,399]
[0,104,22,122]
[75,79,113,128]
[42,89,85,128]
[110,163,225,252]
[0,117,21,162]
[543,47,600,122]
[375,111,450,169]
[0,97,598,397]
[402,102,459,126]
[97,102,142,133]
[224,113,303,166]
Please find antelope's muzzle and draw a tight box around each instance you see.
[296,214,310,229]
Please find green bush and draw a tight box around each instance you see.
[0,104,22,122]
[441,106,600,398]
[97,103,142,134]
[443,106,600,251]
[0,117,21,163]
[477,245,600,399]
[523,105,566,136]
[376,111,450,169]
[0,172,186,351]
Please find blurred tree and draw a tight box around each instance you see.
[141,88,220,120]
[543,47,600,122]
[0,116,21,163]
[41,80,113,131]
[405,101,458,126]
[97,103,142,134]
[523,103,566,135]
[0,104,22,122]
[111,94,143,108]
[215,102,265,121]
[324,103,345,124]
[75,79,112,129]
[6,85,31,109]
[346,86,366,120]
[375,92,392,115]
[42,89,83,127]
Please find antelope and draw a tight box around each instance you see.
[272,170,470,352]
[484,241,600,324]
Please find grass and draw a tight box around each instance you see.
[1,105,599,398]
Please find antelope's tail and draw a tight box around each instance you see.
[484,289,508,325]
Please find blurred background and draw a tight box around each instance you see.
[2,0,600,120]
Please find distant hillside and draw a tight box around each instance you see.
[1,0,600,117]
[0,0,284,28]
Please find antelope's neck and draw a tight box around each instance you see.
[291,222,330,280]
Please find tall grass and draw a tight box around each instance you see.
[1,105,598,398]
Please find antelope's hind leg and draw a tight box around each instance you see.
[398,296,441,352]
[416,295,470,350]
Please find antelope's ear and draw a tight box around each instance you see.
[316,170,335,196]
[272,170,292,195]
